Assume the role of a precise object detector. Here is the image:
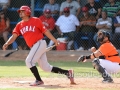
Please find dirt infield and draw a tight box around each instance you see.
[0,77,120,89]
[0,50,120,89]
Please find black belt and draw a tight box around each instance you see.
[108,53,119,57]
[99,53,119,59]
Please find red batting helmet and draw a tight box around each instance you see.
[17,6,31,16]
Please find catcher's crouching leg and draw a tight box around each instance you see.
[92,58,113,83]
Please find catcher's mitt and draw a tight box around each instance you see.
[77,55,86,62]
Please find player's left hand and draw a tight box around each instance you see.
[2,43,9,51]
[77,55,86,62]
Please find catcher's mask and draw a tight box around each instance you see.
[97,30,110,43]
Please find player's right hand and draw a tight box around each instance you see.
[54,40,60,46]
[77,55,86,62]
[90,47,96,52]
[2,43,9,51]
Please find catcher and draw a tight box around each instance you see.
[77,30,120,83]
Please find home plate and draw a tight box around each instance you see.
[13,81,32,84]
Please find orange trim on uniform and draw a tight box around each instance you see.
[98,42,120,63]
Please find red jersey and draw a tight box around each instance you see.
[98,42,120,63]
[13,17,47,48]
[39,15,55,31]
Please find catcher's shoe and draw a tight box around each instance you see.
[30,80,44,86]
[102,78,114,83]
[68,70,76,84]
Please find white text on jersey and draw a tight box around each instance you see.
[20,26,35,35]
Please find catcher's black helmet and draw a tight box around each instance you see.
[97,30,110,42]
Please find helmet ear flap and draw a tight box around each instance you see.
[106,32,110,39]
[103,31,110,40]
[98,30,110,40]
[25,9,31,16]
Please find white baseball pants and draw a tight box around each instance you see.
[25,40,53,72]
[99,59,120,74]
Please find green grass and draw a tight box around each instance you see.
[0,60,120,78]
[0,60,97,78]
[0,60,120,90]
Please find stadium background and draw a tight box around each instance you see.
[0,0,119,50]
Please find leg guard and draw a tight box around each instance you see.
[92,58,113,82]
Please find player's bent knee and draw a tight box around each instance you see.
[41,65,53,72]
[25,60,35,68]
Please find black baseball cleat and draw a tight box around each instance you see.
[102,78,114,83]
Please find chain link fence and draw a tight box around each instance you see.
[0,0,120,50]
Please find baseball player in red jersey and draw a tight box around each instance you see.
[2,6,75,86]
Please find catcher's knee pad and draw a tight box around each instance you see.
[92,58,100,69]
[92,58,106,75]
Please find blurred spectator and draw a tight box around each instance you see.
[85,0,102,20]
[99,0,107,7]
[74,6,96,51]
[76,0,81,4]
[60,0,81,18]
[112,9,120,49]
[94,11,112,48]
[35,0,46,8]
[39,9,56,45]
[0,10,10,49]
[49,7,80,50]
[102,0,120,18]
[102,0,120,33]
[94,0,99,2]
[0,0,11,13]
[43,0,60,21]
[0,10,10,42]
